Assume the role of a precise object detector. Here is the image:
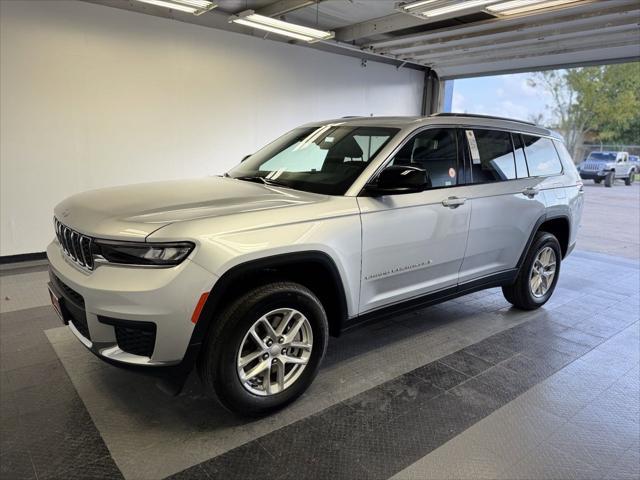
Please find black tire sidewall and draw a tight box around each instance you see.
[211,285,328,415]
[605,171,614,187]
[522,233,562,307]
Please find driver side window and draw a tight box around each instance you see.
[389,128,459,188]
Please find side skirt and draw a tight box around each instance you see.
[342,269,518,333]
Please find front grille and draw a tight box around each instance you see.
[583,161,604,172]
[54,218,94,270]
[99,317,156,357]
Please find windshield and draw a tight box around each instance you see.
[227,125,399,195]
[587,152,616,162]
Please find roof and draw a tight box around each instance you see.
[304,114,554,137]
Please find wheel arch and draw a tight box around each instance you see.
[517,213,571,268]
[190,252,349,350]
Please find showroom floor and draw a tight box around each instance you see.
[1,186,639,480]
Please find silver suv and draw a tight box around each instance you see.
[47,114,584,415]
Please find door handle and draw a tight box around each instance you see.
[522,187,540,198]
[442,196,466,208]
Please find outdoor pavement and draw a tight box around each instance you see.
[578,182,640,260]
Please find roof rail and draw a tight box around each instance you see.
[431,112,537,126]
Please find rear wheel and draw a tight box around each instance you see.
[503,232,561,310]
[604,171,615,187]
[625,171,635,186]
[198,282,328,416]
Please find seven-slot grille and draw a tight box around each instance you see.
[54,218,94,270]
[582,161,605,172]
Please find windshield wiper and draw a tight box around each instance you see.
[232,175,289,188]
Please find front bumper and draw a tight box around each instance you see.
[46,241,217,371]
[579,171,605,180]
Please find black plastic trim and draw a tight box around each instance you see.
[343,269,518,332]
[190,251,349,346]
[516,212,571,267]
[431,112,537,126]
[98,316,157,358]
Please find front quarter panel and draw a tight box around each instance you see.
[147,196,362,317]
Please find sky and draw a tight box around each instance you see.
[448,72,553,123]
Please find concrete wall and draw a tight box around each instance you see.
[0,1,423,256]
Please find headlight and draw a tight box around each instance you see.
[94,240,195,266]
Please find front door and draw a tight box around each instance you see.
[358,128,471,314]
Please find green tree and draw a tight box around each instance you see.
[529,63,640,159]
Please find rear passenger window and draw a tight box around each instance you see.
[552,139,574,169]
[512,134,529,178]
[467,129,516,183]
[390,128,459,188]
[522,135,562,176]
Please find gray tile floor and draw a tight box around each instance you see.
[1,215,639,480]
[393,322,639,480]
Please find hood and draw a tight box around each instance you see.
[54,177,325,240]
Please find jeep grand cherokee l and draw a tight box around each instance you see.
[47,114,584,415]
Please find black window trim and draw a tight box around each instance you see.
[358,125,462,195]
[357,123,564,196]
[460,126,520,186]
[511,132,530,179]
[460,126,564,186]
[520,132,565,178]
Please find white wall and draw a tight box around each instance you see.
[0,1,423,256]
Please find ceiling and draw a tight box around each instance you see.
[85,0,640,78]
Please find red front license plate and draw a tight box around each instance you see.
[48,287,64,322]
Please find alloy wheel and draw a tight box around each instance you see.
[236,308,313,396]
[529,246,557,298]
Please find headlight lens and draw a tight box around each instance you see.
[94,241,195,266]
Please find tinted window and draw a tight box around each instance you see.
[513,134,529,178]
[390,128,458,188]
[522,135,562,176]
[467,129,516,183]
[587,152,616,162]
[228,126,398,195]
[553,140,574,169]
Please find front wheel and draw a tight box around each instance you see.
[593,178,602,184]
[604,171,615,187]
[503,232,561,310]
[198,282,328,416]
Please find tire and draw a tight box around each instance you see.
[604,171,615,187]
[625,171,635,186]
[198,282,328,416]
[502,232,562,310]
[593,178,602,184]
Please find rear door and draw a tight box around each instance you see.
[458,129,547,283]
[358,128,471,313]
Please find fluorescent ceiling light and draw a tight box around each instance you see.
[401,0,440,11]
[229,10,334,43]
[486,0,584,16]
[135,0,217,15]
[400,0,496,17]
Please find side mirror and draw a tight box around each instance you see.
[241,154,251,162]
[366,165,428,196]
